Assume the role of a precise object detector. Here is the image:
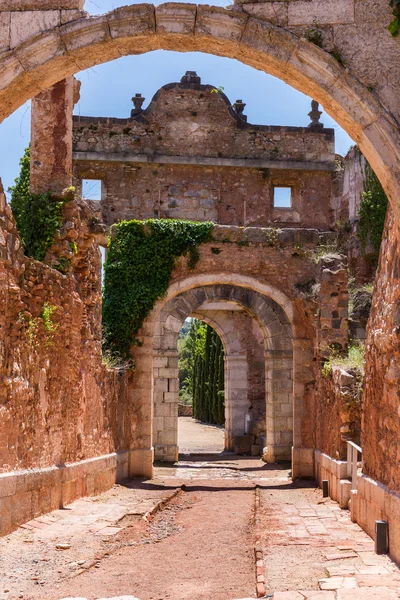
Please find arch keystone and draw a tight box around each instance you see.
[195,5,248,45]
[156,3,197,36]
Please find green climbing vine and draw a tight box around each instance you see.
[389,0,400,36]
[9,147,69,261]
[102,219,213,365]
[357,161,388,265]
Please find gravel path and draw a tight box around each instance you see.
[178,417,225,455]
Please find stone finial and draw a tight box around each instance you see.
[180,71,201,85]
[131,93,145,117]
[308,99,324,130]
[233,99,247,122]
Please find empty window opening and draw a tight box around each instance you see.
[274,187,292,208]
[82,179,102,201]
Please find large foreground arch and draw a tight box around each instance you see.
[1,3,400,214]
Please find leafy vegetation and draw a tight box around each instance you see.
[389,0,400,36]
[178,319,225,424]
[9,147,69,262]
[357,162,388,266]
[102,219,213,365]
[322,342,366,378]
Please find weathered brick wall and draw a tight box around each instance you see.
[362,210,400,493]
[315,367,362,460]
[0,181,131,475]
[72,79,335,229]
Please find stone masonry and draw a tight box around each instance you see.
[72,73,335,229]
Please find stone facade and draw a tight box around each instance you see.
[72,74,335,229]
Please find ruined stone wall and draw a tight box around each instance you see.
[362,210,400,493]
[72,81,335,229]
[0,181,134,534]
[314,367,362,461]
[72,84,335,163]
[334,147,376,284]
[73,161,334,229]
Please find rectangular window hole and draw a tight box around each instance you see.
[273,186,292,208]
[82,179,102,201]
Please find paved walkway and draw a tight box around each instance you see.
[0,455,399,600]
[178,416,225,454]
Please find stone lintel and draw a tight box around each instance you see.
[72,151,336,172]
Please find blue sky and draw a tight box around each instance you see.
[0,0,354,195]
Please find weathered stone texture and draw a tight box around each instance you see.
[0,182,132,493]
[317,254,349,354]
[72,78,335,229]
[315,366,361,461]
[31,77,80,194]
[362,210,400,493]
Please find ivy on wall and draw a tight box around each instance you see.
[9,147,68,262]
[102,219,213,365]
[389,0,400,36]
[357,161,388,265]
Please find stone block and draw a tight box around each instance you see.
[195,5,248,43]
[0,0,84,8]
[233,434,254,455]
[10,10,60,48]
[156,3,196,36]
[0,11,9,52]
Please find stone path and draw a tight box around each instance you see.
[0,455,399,600]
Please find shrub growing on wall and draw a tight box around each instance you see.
[9,147,67,261]
[102,219,213,365]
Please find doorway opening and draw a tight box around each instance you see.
[178,318,225,455]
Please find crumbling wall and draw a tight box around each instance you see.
[0,181,132,535]
[362,210,400,493]
[315,367,362,460]
[74,160,334,229]
[72,78,335,230]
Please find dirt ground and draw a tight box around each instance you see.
[1,421,400,600]
[178,417,225,454]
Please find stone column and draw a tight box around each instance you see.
[30,77,81,195]
[153,351,179,462]
[264,352,293,463]
[224,355,248,450]
[129,336,155,479]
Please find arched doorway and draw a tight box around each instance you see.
[152,283,293,464]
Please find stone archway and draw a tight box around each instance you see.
[1,4,400,213]
[152,283,293,463]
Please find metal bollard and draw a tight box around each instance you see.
[322,480,329,498]
[375,520,388,554]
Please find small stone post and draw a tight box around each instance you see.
[30,77,81,195]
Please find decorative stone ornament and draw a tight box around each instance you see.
[308,99,324,130]
[233,99,247,122]
[131,93,145,117]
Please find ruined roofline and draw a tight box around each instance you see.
[73,76,334,139]
[72,114,335,139]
